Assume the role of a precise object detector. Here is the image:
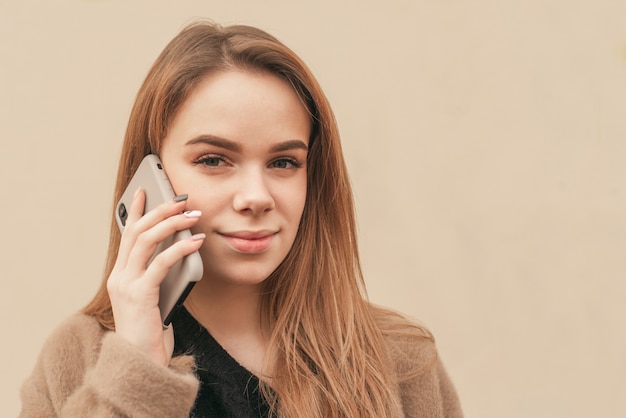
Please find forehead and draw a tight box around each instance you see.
[185,69,301,109]
[164,70,311,148]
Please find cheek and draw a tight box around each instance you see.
[296,193,307,221]
[172,175,228,214]
[284,178,307,221]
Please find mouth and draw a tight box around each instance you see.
[218,230,277,254]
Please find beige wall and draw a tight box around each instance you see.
[2,1,625,416]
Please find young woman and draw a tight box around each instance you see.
[20,22,463,417]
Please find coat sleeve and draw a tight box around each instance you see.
[19,314,199,418]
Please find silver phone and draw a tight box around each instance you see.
[115,154,203,326]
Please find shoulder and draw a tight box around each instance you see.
[38,313,106,364]
[371,305,464,417]
[36,313,195,376]
[371,306,438,378]
[22,314,200,417]
[20,313,107,413]
[31,313,107,388]
[47,312,106,340]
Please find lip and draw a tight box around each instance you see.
[219,230,277,254]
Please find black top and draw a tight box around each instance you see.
[172,307,270,418]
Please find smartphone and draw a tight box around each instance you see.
[115,154,203,327]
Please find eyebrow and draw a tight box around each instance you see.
[269,140,309,153]
[185,135,308,153]
[185,135,241,152]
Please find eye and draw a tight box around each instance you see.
[270,158,301,169]
[195,155,226,167]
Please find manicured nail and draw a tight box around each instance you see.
[173,194,188,202]
[191,233,206,241]
[183,210,202,218]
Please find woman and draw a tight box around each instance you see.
[20,22,462,417]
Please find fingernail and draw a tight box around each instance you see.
[173,194,188,202]
[183,210,202,218]
[191,233,206,241]
[134,187,143,198]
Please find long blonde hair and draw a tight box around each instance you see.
[84,21,428,417]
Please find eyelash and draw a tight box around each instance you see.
[193,154,303,169]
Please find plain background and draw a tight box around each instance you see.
[2,1,625,417]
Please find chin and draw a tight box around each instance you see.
[200,247,287,285]
[205,264,278,287]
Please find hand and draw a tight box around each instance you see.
[107,189,205,366]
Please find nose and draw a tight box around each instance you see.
[232,168,275,215]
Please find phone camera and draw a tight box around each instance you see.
[118,203,128,227]
[157,163,163,170]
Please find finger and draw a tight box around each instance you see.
[126,194,189,238]
[142,232,205,287]
[116,194,189,268]
[115,188,146,268]
[124,211,202,275]
[126,187,146,225]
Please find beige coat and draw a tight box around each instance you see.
[19,313,462,417]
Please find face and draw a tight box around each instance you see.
[160,70,310,288]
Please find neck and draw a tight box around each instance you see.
[185,277,266,337]
[184,277,271,376]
